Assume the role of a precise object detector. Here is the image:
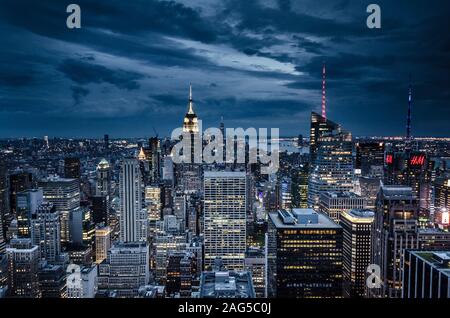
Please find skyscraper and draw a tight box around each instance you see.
[96,158,111,197]
[309,112,339,165]
[119,158,146,242]
[16,189,43,238]
[95,225,111,264]
[355,141,385,177]
[39,176,80,244]
[267,209,343,298]
[371,185,418,298]
[341,209,374,298]
[6,238,40,298]
[308,117,354,209]
[203,171,246,271]
[9,170,33,218]
[30,202,61,263]
[149,137,161,183]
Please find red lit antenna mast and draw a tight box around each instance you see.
[322,63,326,120]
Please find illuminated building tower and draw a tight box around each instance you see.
[403,251,450,298]
[39,176,80,245]
[9,170,33,218]
[173,195,187,230]
[64,157,81,179]
[30,202,61,263]
[6,238,41,298]
[119,158,147,242]
[355,141,385,177]
[319,192,366,224]
[244,248,266,298]
[166,251,196,297]
[267,209,343,298]
[183,84,199,134]
[292,163,309,208]
[434,176,450,214]
[95,225,111,264]
[203,171,247,271]
[177,85,202,193]
[16,189,43,238]
[358,176,381,210]
[97,242,149,298]
[341,209,374,298]
[149,137,161,183]
[371,186,418,298]
[153,234,186,284]
[96,159,111,197]
[279,178,292,210]
[308,122,354,209]
[144,185,162,222]
[384,151,428,210]
[309,112,339,165]
[93,158,111,226]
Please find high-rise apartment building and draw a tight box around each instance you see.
[203,171,246,271]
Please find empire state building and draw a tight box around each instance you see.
[183,85,199,133]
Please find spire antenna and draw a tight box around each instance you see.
[406,74,412,140]
[322,63,327,120]
[188,84,194,114]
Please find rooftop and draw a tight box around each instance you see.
[341,209,375,223]
[199,270,255,298]
[269,209,341,229]
[204,171,246,178]
[411,251,450,274]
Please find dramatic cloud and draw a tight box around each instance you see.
[0,0,448,137]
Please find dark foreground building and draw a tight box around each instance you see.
[267,209,343,298]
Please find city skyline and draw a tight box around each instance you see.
[1,0,449,138]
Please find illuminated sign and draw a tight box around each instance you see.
[410,154,425,166]
[385,154,393,165]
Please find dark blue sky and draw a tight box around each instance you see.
[0,0,449,138]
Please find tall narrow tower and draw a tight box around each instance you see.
[322,63,327,120]
[406,78,412,140]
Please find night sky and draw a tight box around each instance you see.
[0,0,449,138]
